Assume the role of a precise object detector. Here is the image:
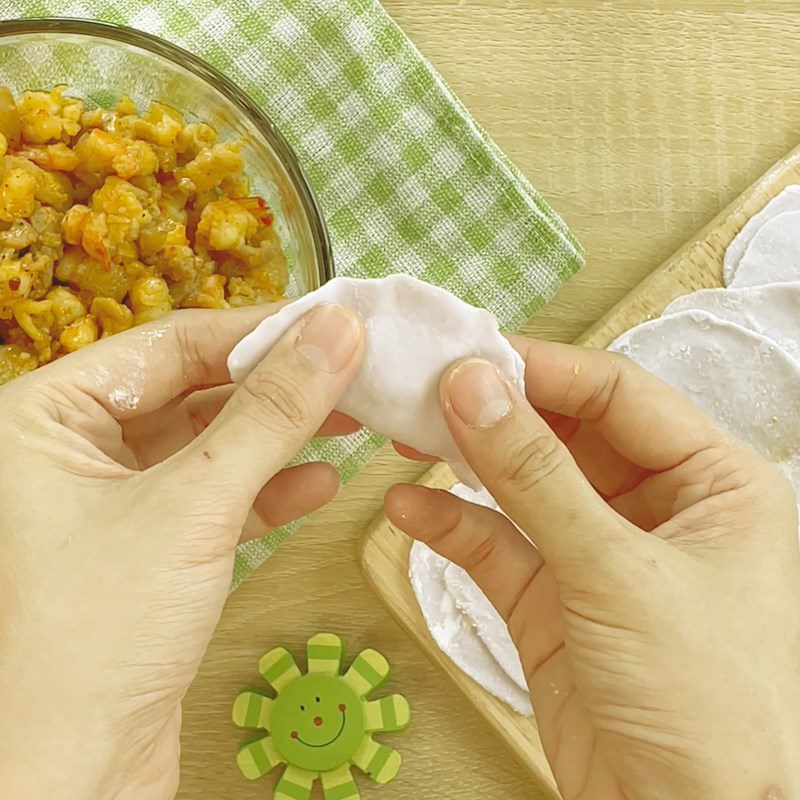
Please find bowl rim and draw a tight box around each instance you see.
[0,16,335,288]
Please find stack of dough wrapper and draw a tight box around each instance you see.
[412,186,800,713]
[611,186,800,498]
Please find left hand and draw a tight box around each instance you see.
[0,303,365,800]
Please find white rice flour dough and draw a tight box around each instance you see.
[409,482,531,713]
[445,482,528,692]
[443,567,528,692]
[409,540,533,716]
[228,275,525,488]
[729,211,800,289]
[449,480,504,513]
[663,282,800,363]
[610,310,800,483]
[724,185,800,285]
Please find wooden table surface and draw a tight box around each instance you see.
[179,3,800,797]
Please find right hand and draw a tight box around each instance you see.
[386,336,800,800]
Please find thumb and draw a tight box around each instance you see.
[155,303,364,509]
[440,357,636,577]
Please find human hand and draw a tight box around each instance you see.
[0,303,364,800]
[386,337,800,800]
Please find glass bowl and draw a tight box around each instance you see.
[0,17,333,297]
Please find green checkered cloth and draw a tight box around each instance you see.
[0,0,583,587]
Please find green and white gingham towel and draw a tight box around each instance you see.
[1,0,584,587]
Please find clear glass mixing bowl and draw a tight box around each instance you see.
[0,17,334,296]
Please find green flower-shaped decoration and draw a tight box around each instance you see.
[233,633,411,799]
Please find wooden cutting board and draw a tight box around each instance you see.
[359,141,800,798]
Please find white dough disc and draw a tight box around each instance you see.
[449,481,504,514]
[447,482,529,689]
[609,310,800,481]
[663,282,800,363]
[443,564,528,692]
[409,540,533,715]
[414,481,530,699]
[228,275,525,488]
[729,211,800,289]
[724,185,800,285]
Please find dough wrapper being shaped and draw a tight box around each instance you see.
[228,275,526,488]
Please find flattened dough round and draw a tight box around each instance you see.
[724,185,800,285]
[663,282,800,363]
[449,481,504,514]
[228,275,525,488]
[609,310,800,477]
[729,210,800,289]
[409,481,531,708]
[447,482,528,692]
[409,540,532,715]
[443,565,528,692]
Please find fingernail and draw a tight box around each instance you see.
[446,359,512,428]
[296,304,361,373]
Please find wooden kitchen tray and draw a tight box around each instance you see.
[359,141,800,798]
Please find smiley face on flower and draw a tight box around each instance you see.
[232,633,411,799]
[271,672,364,772]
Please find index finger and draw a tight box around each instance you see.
[36,304,286,420]
[508,335,724,471]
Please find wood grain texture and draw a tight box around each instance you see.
[179,3,800,798]
[359,140,800,796]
